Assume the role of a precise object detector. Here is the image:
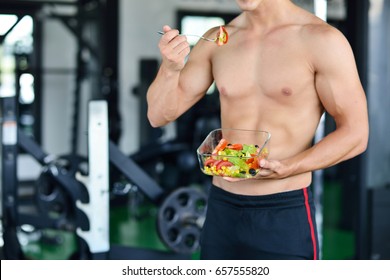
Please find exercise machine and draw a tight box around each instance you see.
[1,96,208,259]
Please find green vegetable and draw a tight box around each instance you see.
[242,144,257,155]
[227,157,248,170]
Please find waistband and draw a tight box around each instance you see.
[209,184,313,209]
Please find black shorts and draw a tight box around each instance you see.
[200,185,319,260]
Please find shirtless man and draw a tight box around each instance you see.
[147,0,369,260]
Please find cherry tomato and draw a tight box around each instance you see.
[251,158,260,169]
[216,26,228,46]
[212,138,228,154]
[204,158,217,167]
[227,143,243,150]
[216,160,233,170]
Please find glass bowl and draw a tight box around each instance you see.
[197,128,271,178]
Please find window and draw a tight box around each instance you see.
[0,13,39,139]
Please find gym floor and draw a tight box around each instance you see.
[19,181,354,260]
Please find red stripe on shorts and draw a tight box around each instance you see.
[303,188,317,260]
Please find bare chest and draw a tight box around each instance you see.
[211,34,315,103]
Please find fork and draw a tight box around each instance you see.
[157,31,216,42]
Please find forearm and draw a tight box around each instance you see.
[257,123,368,180]
[288,125,368,175]
[146,65,182,127]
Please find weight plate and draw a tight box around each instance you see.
[33,154,88,230]
[157,187,207,254]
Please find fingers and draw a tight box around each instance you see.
[257,168,274,177]
[173,36,190,55]
[160,36,189,61]
[221,159,288,181]
[255,158,276,178]
[160,39,188,57]
[259,158,277,170]
[159,25,185,48]
[158,25,190,70]
[162,25,171,33]
[160,26,180,44]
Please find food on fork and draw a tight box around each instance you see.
[216,26,229,46]
[157,25,229,46]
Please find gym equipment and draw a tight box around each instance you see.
[1,96,208,259]
[1,96,24,260]
[368,188,390,260]
[312,0,328,259]
[157,187,207,254]
[1,96,90,258]
[82,100,208,256]
[109,133,207,255]
[75,100,110,259]
[89,101,208,256]
[17,128,90,231]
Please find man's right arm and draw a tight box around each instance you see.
[147,25,215,128]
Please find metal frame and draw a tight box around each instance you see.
[0,0,121,152]
[1,97,24,259]
[109,141,165,204]
[76,100,110,259]
[345,0,370,260]
[1,95,90,259]
[0,96,189,259]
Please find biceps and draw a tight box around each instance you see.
[178,59,214,103]
[315,69,367,126]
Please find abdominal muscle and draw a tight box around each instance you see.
[212,130,314,195]
[207,21,324,195]
[211,89,322,196]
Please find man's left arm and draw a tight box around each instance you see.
[259,27,369,179]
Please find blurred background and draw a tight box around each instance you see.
[0,0,389,260]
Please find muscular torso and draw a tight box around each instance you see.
[149,4,366,196]
[210,22,324,195]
